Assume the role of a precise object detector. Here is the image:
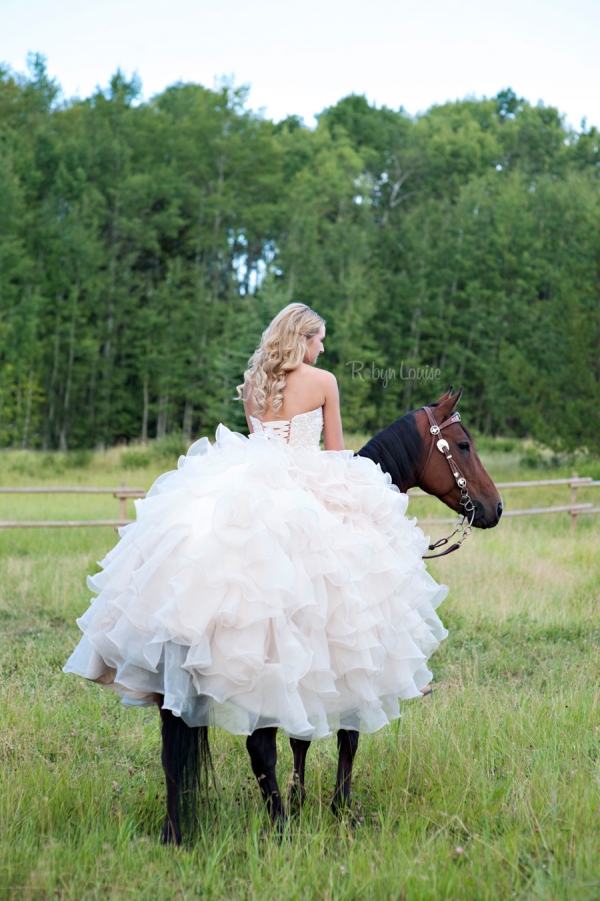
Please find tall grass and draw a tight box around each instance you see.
[0,442,598,900]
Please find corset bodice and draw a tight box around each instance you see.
[249,406,323,451]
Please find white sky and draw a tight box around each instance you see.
[2,0,599,130]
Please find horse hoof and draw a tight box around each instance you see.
[267,802,289,838]
[288,782,307,809]
[161,817,182,846]
[276,820,292,841]
[331,802,363,828]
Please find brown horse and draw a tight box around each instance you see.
[159,388,502,842]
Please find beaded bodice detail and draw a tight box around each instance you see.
[249,407,323,451]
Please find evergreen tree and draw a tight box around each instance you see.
[0,60,598,451]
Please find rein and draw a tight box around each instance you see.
[418,406,475,560]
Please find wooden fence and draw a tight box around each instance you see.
[0,474,598,530]
[0,484,145,529]
[410,473,600,531]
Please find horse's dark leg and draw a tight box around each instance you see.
[158,697,210,845]
[246,727,286,828]
[160,705,184,845]
[331,729,359,816]
[289,738,311,807]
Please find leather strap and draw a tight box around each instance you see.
[419,407,462,483]
[423,542,461,559]
[417,406,475,559]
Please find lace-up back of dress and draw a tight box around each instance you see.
[249,407,323,451]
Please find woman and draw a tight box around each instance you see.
[64,303,447,741]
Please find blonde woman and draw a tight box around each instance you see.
[64,302,448,841]
[240,303,343,449]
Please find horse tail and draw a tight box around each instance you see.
[160,707,213,842]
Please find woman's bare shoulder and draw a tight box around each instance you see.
[294,363,337,386]
[314,367,338,394]
[283,365,337,413]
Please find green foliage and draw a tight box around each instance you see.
[0,60,599,452]
[475,435,518,454]
[520,445,549,469]
[120,447,152,470]
[68,448,93,468]
[121,435,189,470]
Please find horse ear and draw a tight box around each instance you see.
[434,386,464,415]
[448,386,464,409]
[435,386,453,404]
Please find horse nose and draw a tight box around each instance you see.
[472,499,485,521]
[497,499,503,519]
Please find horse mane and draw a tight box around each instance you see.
[357,411,424,492]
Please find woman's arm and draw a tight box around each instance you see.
[322,371,344,451]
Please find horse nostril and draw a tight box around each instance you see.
[497,500,503,518]
[472,499,484,520]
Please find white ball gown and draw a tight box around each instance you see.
[64,407,448,740]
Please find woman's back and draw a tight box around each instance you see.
[246,364,326,421]
[244,365,344,450]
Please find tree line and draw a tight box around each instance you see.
[1,55,599,451]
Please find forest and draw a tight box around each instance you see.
[1,54,599,451]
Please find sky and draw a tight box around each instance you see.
[2,0,599,130]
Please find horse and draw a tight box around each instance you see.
[158,387,503,842]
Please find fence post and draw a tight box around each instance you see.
[119,483,127,521]
[570,472,578,533]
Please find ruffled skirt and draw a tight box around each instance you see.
[64,426,448,739]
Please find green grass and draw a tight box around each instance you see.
[0,442,599,900]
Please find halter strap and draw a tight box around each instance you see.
[419,407,462,482]
[418,406,475,560]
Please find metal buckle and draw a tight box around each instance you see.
[436,438,449,453]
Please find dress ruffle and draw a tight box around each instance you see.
[64,425,448,739]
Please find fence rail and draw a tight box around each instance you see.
[0,484,145,528]
[0,475,598,530]
[0,487,145,493]
[408,476,595,493]
[412,472,600,529]
[0,520,131,529]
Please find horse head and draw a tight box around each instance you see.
[357,387,502,530]
[414,387,502,529]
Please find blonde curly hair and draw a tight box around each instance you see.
[237,303,325,416]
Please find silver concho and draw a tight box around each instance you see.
[430,425,440,435]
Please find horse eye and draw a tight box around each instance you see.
[457,442,470,452]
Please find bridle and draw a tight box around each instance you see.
[418,406,475,560]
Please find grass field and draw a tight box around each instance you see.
[0,439,599,900]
